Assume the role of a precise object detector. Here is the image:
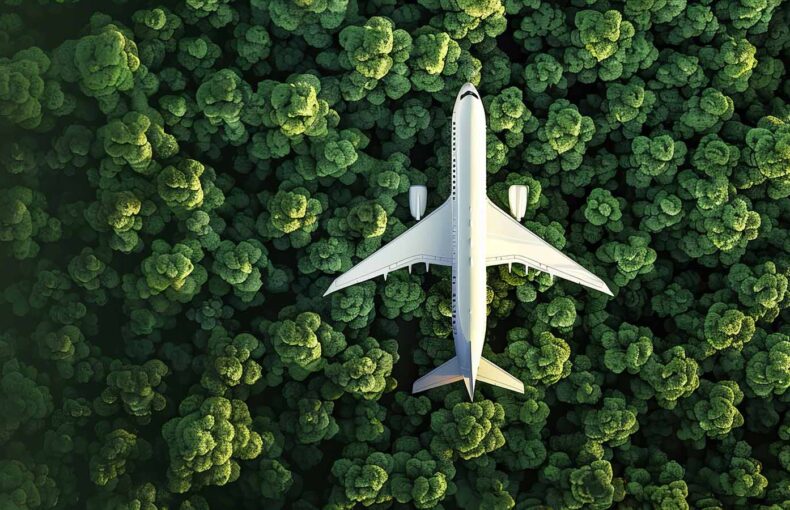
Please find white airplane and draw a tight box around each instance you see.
[324,83,612,400]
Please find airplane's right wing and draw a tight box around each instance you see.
[324,199,453,296]
[485,199,613,295]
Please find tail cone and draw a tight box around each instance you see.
[463,377,475,401]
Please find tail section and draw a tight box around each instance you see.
[476,357,524,393]
[412,357,463,393]
[412,356,524,397]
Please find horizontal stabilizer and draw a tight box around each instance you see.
[477,357,524,393]
[412,357,462,394]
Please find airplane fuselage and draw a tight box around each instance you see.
[450,84,488,397]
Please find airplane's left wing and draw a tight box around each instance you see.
[324,199,453,296]
[485,200,613,295]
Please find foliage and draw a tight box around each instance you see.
[0,1,788,509]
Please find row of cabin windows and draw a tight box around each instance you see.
[452,122,456,198]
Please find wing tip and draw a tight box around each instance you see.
[579,273,613,297]
[571,274,614,297]
[323,279,341,296]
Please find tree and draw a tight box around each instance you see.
[640,347,700,409]
[199,329,262,396]
[430,398,506,460]
[584,188,624,232]
[0,47,70,130]
[390,437,453,509]
[325,337,397,400]
[267,311,345,375]
[257,187,324,249]
[525,99,595,172]
[94,359,168,421]
[596,323,653,374]
[265,74,334,138]
[1,2,789,508]
[54,23,140,111]
[162,395,263,493]
[331,451,393,506]
[0,457,59,509]
[211,239,267,302]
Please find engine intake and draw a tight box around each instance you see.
[508,185,528,222]
[409,185,427,220]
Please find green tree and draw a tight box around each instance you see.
[506,330,571,386]
[0,47,70,130]
[430,398,506,460]
[325,337,397,400]
[94,359,168,421]
[640,347,700,409]
[162,395,262,493]
[331,451,393,506]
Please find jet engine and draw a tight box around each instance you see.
[508,185,528,222]
[409,185,427,220]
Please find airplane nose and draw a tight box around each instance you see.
[458,82,479,101]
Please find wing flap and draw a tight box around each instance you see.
[485,200,612,295]
[324,200,453,296]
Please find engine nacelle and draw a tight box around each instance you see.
[409,185,427,220]
[508,185,528,222]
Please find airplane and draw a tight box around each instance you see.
[323,83,613,401]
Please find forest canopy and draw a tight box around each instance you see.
[0,0,788,509]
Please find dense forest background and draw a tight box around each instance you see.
[0,0,788,508]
